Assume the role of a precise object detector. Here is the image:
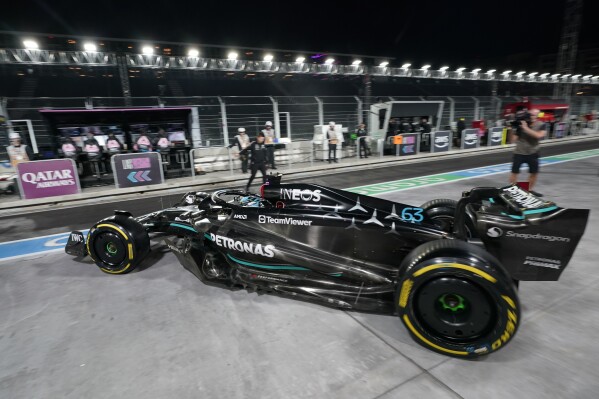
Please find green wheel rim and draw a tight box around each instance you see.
[439,293,466,312]
[105,242,119,256]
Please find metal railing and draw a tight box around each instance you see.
[2,95,598,162]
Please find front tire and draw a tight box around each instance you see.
[396,239,520,357]
[87,214,150,274]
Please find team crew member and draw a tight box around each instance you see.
[261,121,277,169]
[6,132,34,167]
[240,132,271,191]
[106,131,124,154]
[356,123,369,158]
[327,121,339,163]
[134,130,153,152]
[509,109,546,196]
[154,128,170,151]
[83,130,102,158]
[228,127,251,173]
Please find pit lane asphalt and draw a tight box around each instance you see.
[1,138,597,242]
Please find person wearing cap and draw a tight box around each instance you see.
[6,131,34,167]
[240,132,270,192]
[228,127,251,173]
[326,122,339,163]
[261,121,277,169]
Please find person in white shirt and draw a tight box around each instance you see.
[327,121,339,163]
[261,121,277,169]
[228,127,251,173]
[6,132,34,167]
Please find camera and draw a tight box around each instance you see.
[510,107,532,136]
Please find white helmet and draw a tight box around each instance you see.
[329,121,335,126]
[8,132,20,140]
[265,121,273,127]
[238,127,246,133]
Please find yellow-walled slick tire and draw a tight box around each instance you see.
[396,239,520,358]
[86,214,150,275]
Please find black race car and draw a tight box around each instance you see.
[65,175,589,358]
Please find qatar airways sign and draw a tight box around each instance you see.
[17,159,81,199]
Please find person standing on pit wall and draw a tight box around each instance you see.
[240,132,270,192]
[261,121,277,169]
[6,132,34,168]
[509,108,546,197]
[228,127,251,173]
[356,123,370,158]
[327,121,339,163]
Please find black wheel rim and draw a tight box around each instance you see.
[414,277,495,341]
[93,231,127,268]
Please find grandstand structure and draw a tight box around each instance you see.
[0,31,598,101]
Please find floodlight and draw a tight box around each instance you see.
[23,40,38,49]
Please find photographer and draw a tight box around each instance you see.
[509,108,546,196]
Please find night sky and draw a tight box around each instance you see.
[1,0,598,71]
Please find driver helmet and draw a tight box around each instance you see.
[239,196,261,207]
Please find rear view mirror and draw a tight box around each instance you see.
[193,218,212,233]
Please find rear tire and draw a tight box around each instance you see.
[396,239,520,358]
[86,214,150,274]
[420,199,457,231]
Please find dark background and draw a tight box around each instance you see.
[1,1,597,98]
[1,0,597,69]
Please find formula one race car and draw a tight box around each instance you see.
[65,175,589,358]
